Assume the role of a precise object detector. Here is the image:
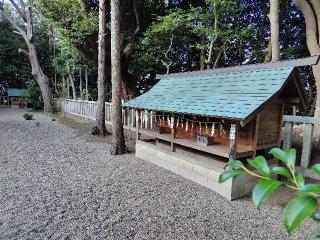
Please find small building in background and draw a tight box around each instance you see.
[7,88,27,107]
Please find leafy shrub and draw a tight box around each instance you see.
[23,113,33,120]
[219,148,320,234]
[48,106,58,114]
[91,126,100,135]
[26,79,43,110]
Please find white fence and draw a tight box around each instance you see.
[54,98,154,129]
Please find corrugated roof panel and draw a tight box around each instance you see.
[123,67,295,120]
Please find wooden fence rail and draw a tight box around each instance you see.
[54,98,155,130]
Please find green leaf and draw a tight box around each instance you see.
[218,169,246,183]
[311,164,320,176]
[300,184,320,193]
[271,166,291,178]
[269,148,287,163]
[248,156,271,178]
[224,160,244,169]
[313,214,320,222]
[252,179,281,209]
[296,174,305,188]
[285,148,296,167]
[283,195,318,233]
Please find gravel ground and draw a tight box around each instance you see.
[0,108,318,240]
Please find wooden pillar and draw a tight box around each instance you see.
[252,114,260,158]
[301,123,314,168]
[283,121,293,150]
[136,109,141,140]
[229,123,238,161]
[171,116,176,152]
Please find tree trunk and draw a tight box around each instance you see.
[200,36,205,70]
[67,77,70,99]
[269,0,280,62]
[0,1,53,112]
[85,68,89,100]
[110,0,126,155]
[79,68,83,100]
[96,0,108,135]
[62,75,66,98]
[293,0,320,139]
[70,74,76,99]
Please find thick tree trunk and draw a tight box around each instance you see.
[85,68,89,100]
[269,0,280,62]
[96,0,108,135]
[28,43,54,112]
[293,0,320,139]
[310,0,320,45]
[0,1,53,112]
[110,0,126,155]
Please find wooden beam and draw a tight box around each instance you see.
[301,123,314,168]
[283,121,293,150]
[171,116,176,152]
[229,124,238,161]
[283,115,320,125]
[277,103,285,147]
[136,109,141,140]
[252,115,260,158]
[156,55,320,79]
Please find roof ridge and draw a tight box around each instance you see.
[156,55,320,79]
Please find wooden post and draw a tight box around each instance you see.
[283,121,293,150]
[252,114,260,158]
[171,116,176,152]
[136,109,141,140]
[229,123,237,161]
[301,123,314,168]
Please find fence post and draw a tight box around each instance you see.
[283,121,293,150]
[301,123,314,168]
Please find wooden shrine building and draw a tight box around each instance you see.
[123,58,315,200]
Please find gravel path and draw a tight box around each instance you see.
[0,108,318,240]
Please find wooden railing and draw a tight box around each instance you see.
[283,115,320,179]
[54,98,155,130]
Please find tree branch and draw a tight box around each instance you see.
[18,48,30,57]
[132,0,141,36]
[0,8,28,42]
[9,0,27,22]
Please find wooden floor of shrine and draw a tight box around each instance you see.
[138,129,254,159]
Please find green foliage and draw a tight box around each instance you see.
[219,148,320,234]
[218,169,245,183]
[283,196,318,233]
[48,106,58,114]
[26,80,42,109]
[23,113,33,120]
[253,179,281,209]
[91,126,99,136]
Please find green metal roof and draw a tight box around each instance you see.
[7,88,27,97]
[124,67,295,120]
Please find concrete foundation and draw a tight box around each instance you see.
[136,140,257,200]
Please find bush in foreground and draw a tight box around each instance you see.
[23,113,33,120]
[91,126,100,135]
[219,148,320,236]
